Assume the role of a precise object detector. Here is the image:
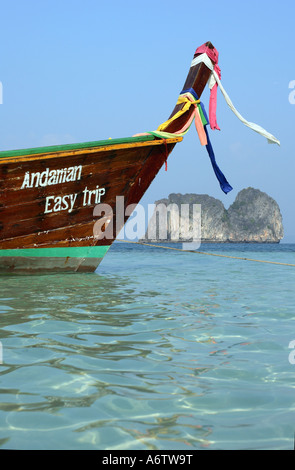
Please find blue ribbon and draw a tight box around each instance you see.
[180,88,233,194]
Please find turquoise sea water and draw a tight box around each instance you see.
[0,242,295,450]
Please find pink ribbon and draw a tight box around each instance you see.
[194,43,221,131]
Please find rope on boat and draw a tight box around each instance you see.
[118,239,295,267]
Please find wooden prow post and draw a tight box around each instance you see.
[164,41,215,134]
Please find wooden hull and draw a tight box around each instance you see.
[0,135,181,273]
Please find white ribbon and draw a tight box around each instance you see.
[191,54,280,145]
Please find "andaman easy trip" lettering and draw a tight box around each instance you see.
[21,165,82,188]
[20,165,106,214]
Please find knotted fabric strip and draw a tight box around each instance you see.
[156,93,203,138]
[153,88,233,194]
[191,50,280,145]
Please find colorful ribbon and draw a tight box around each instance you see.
[133,43,279,193]
[191,46,280,145]
[153,87,233,194]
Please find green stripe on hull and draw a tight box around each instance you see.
[0,135,156,159]
[0,246,110,258]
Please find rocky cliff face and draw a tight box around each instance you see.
[144,188,284,243]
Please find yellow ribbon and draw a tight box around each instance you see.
[156,94,200,132]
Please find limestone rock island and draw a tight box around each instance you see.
[144,187,284,243]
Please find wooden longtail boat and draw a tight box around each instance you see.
[0,43,215,274]
[0,42,279,274]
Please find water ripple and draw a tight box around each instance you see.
[0,243,295,449]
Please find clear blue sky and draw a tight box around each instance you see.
[0,0,294,240]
